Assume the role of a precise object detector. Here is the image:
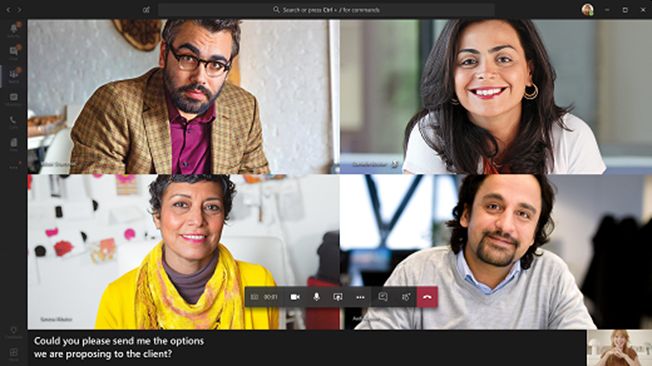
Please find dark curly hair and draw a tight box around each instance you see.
[162,19,241,60]
[447,175,556,270]
[149,175,236,221]
[404,19,571,173]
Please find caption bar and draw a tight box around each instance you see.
[31,335,204,362]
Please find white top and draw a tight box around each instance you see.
[403,113,606,174]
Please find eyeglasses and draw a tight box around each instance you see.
[166,43,231,77]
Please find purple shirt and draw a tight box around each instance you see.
[165,91,215,174]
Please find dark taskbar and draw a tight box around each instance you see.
[1,0,651,19]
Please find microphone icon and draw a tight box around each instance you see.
[313,292,321,301]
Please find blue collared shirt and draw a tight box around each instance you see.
[455,249,522,295]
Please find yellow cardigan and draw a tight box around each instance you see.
[95,261,279,329]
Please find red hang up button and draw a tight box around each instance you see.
[416,286,438,308]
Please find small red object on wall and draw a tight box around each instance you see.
[54,240,73,257]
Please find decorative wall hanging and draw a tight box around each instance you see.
[124,228,136,241]
[90,238,116,263]
[243,175,287,184]
[115,175,137,195]
[53,240,73,257]
[53,200,97,221]
[49,175,64,198]
[112,19,162,52]
[49,229,86,258]
[34,245,46,257]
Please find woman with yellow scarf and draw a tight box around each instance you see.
[95,175,278,329]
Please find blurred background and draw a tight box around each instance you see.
[340,20,652,174]
[340,175,652,329]
[27,174,339,329]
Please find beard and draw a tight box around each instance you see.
[474,230,521,267]
[163,66,224,115]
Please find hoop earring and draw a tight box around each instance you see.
[524,83,539,100]
[450,98,460,105]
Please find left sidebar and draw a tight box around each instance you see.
[2,16,27,366]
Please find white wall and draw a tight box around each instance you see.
[27,20,333,174]
[27,20,158,116]
[225,174,340,285]
[240,20,333,173]
[27,175,339,329]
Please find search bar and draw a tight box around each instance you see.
[158,3,495,18]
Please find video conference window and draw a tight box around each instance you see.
[587,329,652,366]
[341,174,652,330]
[27,174,339,329]
[341,20,652,174]
[27,20,337,175]
[8,10,652,366]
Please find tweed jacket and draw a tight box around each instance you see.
[70,68,269,174]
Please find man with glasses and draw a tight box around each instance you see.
[70,19,269,173]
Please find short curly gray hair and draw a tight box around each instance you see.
[149,175,237,221]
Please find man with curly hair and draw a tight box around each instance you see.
[356,174,595,329]
[71,19,269,174]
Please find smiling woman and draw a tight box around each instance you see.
[595,330,641,366]
[403,19,606,174]
[95,175,278,330]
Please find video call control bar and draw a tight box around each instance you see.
[245,286,438,308]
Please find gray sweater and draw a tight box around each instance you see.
[355,246,596,329]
